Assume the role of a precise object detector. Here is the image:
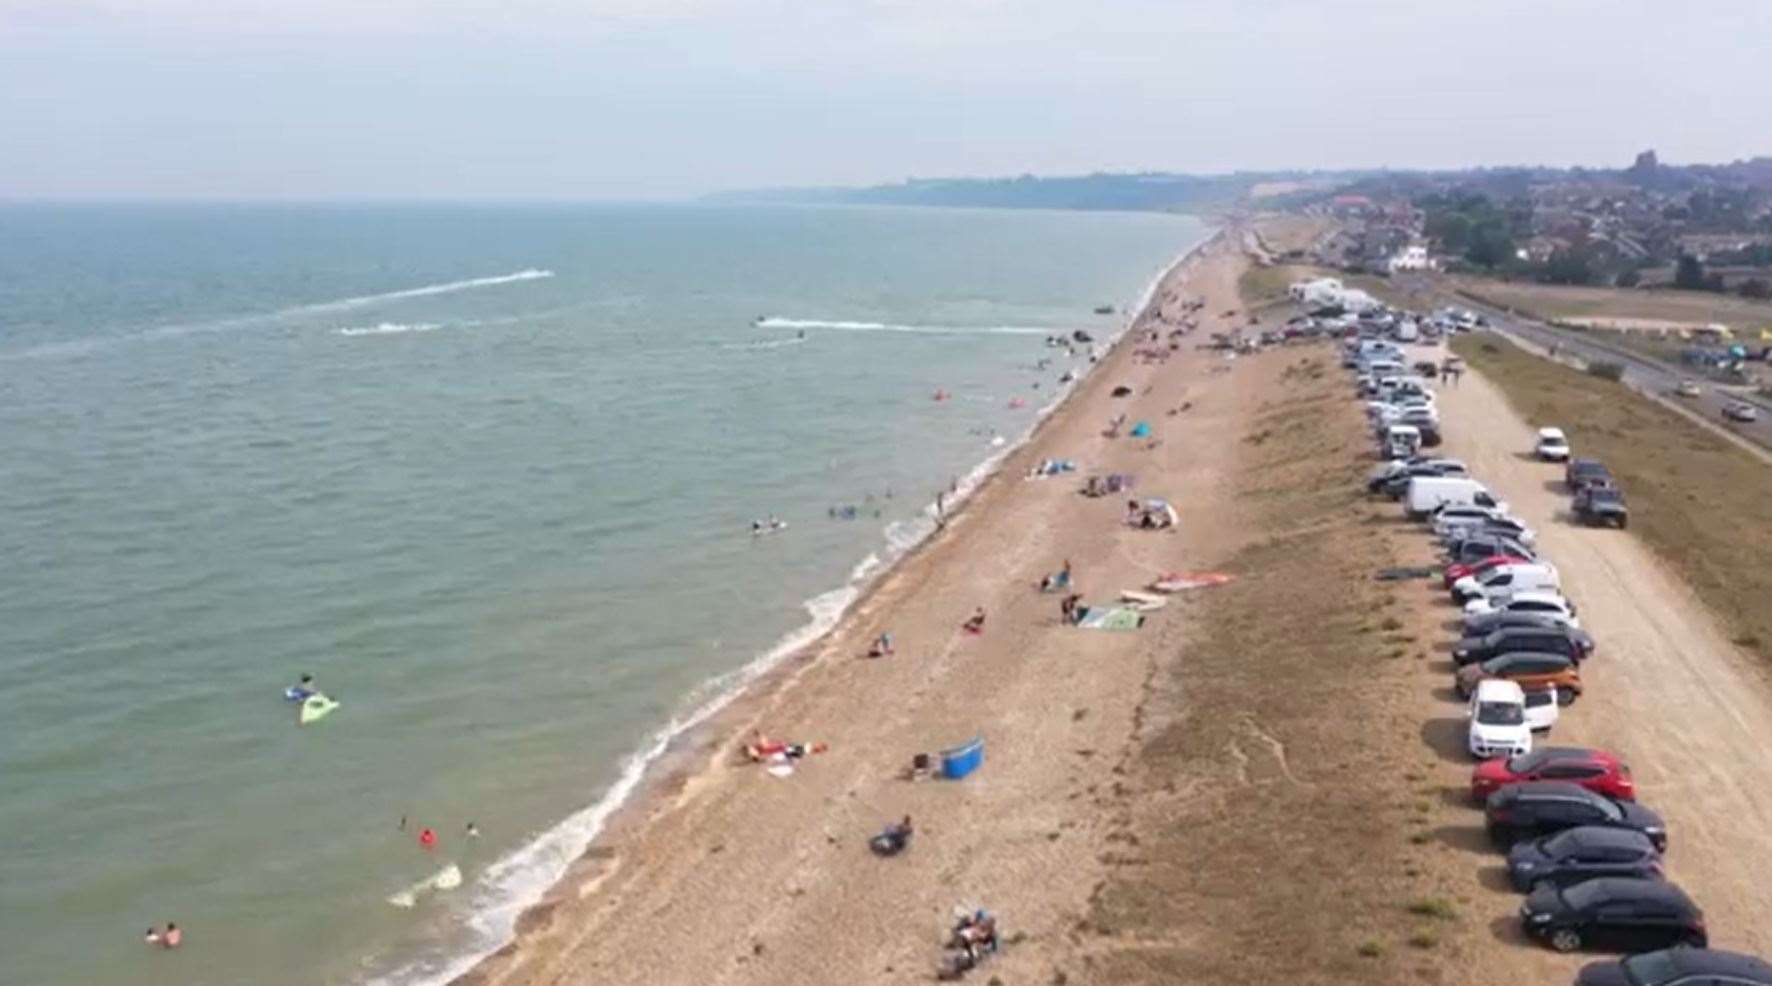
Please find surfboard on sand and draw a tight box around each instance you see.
[387,863,463,908]
[299,694,340,725]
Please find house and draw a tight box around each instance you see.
[1386,244,1436,272]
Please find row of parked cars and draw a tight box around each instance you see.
[1345,331,1772,984]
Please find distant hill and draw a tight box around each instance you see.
[706,170,1358,213]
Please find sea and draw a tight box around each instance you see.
[0,202,1209,986]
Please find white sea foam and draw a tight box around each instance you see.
[756,317,1050,336]
[336,323,444,337]
[366,230,1222,986]
[719,335,809,351]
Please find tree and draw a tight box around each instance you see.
[1615,269,1642,288]
[1738,277,1770,300]
[1674,253,1708,290]
[1465,226,1514,269]
[1541,250,1596,285]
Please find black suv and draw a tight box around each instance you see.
[1574,486,1629,529]
[1567,458,1614,493]
[1520,877,1704,953]
[1507,825,1662,890]
[1454,626,1593,667]
[1576,947,1772,986]
[1486,782,1666,850]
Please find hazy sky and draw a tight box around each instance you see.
[3,0,1768,199]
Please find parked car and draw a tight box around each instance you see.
[1675,379,1704,398]
[1442,516,1537,549]
[1485,782,1666,850]
[1723,400,1759,423]
[1405,476,1504,519]
[1462,589,1579,625]
[1472,747,1635,802]
[1506,826,1663,891]
[1568,458,1615,493]
[1575,947,1772,986]
[1469,678,1533,759]
[1447,535,1537,569]
[1537,427,1573,461]
[1457,652,1582,703]
[1454,625,1592,667]
[1453,562,1559,604]
[1574,486,1629,529]
[1519,877,1703,953]
[1464,607,1582,638]
[1444,553,1535,588]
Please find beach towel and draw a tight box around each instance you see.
[1077,607,1145,631]
[1150,572,1237,593]
[1129,421,1151,438]
[1118,589,1167,611]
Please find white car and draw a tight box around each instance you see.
[1535,427,1571,462]
[1468,679,1533,759]
[1523,687,1560,733]
[1463,589,1579,627]
[1453,562,1560,605]
[1723,401,1760,423]
[1675,380,1703,398]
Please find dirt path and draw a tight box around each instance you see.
[1395,352,1772,974]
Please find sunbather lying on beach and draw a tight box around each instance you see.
[870,815,914,856]
[744,730,828,763]
[961,608,986,634]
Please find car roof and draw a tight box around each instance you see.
[1486,652,1576,671]
[1537,427,1566,439]
[1550,825,1653,851]
[1655,948,1772,978]
[1574,877,1696,910]
[1474,678,1525,700]
[1494,780,1598,803]
[1503,590,1568,606]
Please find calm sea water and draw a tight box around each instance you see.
[0,202,1207,985]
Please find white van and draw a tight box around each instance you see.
[1405,476,1504,520]
[1383,424,1422,459]
[1468,679,1532,759]
[1452,562,1560,604]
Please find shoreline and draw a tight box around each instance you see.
[417,225,1230,986]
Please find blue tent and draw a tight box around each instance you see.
[1129,421,1151,438]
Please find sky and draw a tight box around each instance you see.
[2,0,1769,200]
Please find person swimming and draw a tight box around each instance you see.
[286,674,317,701]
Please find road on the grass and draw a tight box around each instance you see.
[1387,273,1772,451]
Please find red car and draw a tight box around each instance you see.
[1445,553,1533,588]
[1471,747,1635,803]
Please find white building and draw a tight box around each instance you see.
[1386,244,1436,272]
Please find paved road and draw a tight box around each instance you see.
[1386,274,1772,451]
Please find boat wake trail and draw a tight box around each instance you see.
[293,269,554,316]
[336,322,444,337]
[756,317,1050,337]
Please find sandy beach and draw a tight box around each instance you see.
[457,223,1300,985]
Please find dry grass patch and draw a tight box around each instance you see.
[1451,277,1772,328]
[1082,349,1451,983]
